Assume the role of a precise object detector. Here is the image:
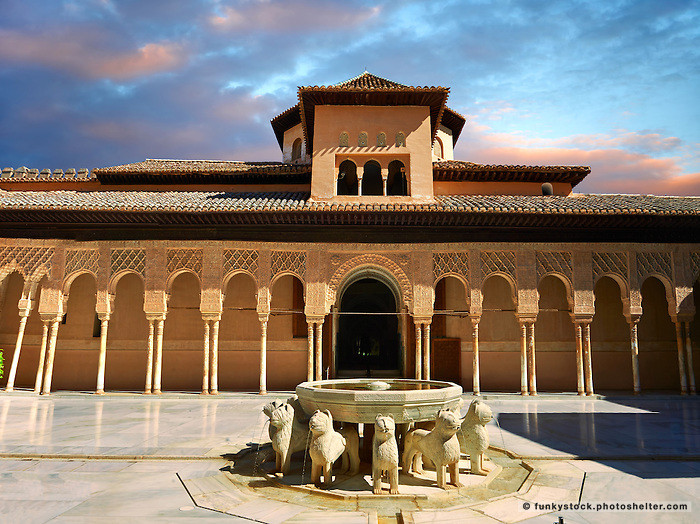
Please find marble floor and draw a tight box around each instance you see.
[0,391,698,523]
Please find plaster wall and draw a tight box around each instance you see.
[434,181,573,196]
[282,123,308,163]
[432,125,454,161]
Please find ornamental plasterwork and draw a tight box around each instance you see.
[636,251,673,283]
[592,252,628,284]
[167,248,203,277]
[0,246,54,280]
[271,250,306,280]
[65,249,100,277]
[481,251,516,280]
[536,251,572,284]
[223,249,259,278]
[111,249,146,277]
[433,252,469,284]
[691,252,700,281]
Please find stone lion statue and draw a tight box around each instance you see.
[457,399,493,475]
[264,396,309,475]
[402,409,462,489]
[308,410,347,486]
[372,414,399,494]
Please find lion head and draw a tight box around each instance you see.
[309,410,334,434]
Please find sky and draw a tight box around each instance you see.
[0,0,698,195]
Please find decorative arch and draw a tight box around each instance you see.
[377,132,386,147]
[640,274,677,314]
[291,138,303,161]
[166,269,201,294]
[434,136,444,158]
[62,269,98,295]
[339,132,349,147]
[482,272,518,306]
[387,159,407,196]
[337,159,358,195]
[361,160,382,196]
[108,269,146,295]
[537,272,574,305]
[0,246,54,281]
[223,269,258,290]
[358,132,368,147]
[594,272,630,300]
[395,132,406,147]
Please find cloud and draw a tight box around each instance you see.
[0,29,186,80]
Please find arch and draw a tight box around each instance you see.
[434,137,444,159]
[361,160,382,196]
[387,160,407,196]
[62,269,97,295]
[376,132,386,147]
[336,160,358,196]
[640,273,677,314]
[593,272,630,300]
[223,268,258,290]
[395,132,406,147]
[358,132,368,147]
[166,269,201,294]
[538,272,574,310]
[291,138,302,161]
[481,272,517,304]
[339,132,349,147]
[108,269,145,295]
[433,273,470,343]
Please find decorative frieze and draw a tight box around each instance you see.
[691,252,700,282]
[327,253,412,306]
[167,248,203,277]
[111,249,146,277]
[0,246,54,279]
[224,249,259,277]
[592,252,628,283]
[636,251,673,283]
[433,252,469,283]
[536,251,572,283]
[65,249,99,277]
[271,250,306,280]
[481,251,516,280]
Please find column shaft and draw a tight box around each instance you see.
[153,319,164,394]
[315,321,324,381]
[422,323,431,381]
[96,317,109,394]
[519,322,528,395]
[414,323,422,380]
[630,321,641,394]
[41,319,60,395]
[259,317,268,394]
[5,314,29,391]
[575,323,585,395]
[202,320,210,394]
[583,323,594,395]
[307,321,314,382]
[472,319,480,395]
[685,322,696,395]
[675,322,688,395]
[528,322,537,395]
[210,320,220,394]
[145,319,154,394]
[34,321,50,394]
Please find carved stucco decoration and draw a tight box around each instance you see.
[690,252,700,282]
[224,249,259,279]
[536,251,572,286]
[592,252,628,284]
[167,248,203,278]
[327,253,413,309]
[0,246,54,281]
[111,249,146,277]
[271,250,306,281]
[65,249,100,278]
[481,251,516,281]
[636,251,673,284]
[433,252,469,285]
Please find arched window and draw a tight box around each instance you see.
[339,132,349,147]
[361,160,382,196]
[387,160,407,196]
[291,138,302,161]
[377,132,386,147]
[395,132,406,147]
[433,137,443,159]
[337,160,358,195]
[358,132,368,147]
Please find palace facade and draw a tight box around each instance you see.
[1,72,699,396]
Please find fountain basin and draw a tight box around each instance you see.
[295,379,462,424]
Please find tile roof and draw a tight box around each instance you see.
[1,167,93,181]
[333,72,408,89]
[433,161,590,187]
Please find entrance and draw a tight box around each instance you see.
[336,277,401,377]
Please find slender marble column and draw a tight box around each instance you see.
[259,316,268,394]
[5,311,30,392]
[145,319,154,394]
[471,318,480,395]
[210,319,219,395]
[422,323,431,381]
[527,322,537,395]
[41,319,60,395]
[685,322,696,395]
[153,318,164,394]
[519,322,528,395]
[96,316,109,394]
[575,323,585,396]
[315,321,324,381]
[202,319,210,394]
[415,323,422,380]
[583,323,594,395]
[675,322,688,395]
[629,319,641,394]
[34,321,50,394]
[307,321,314,381]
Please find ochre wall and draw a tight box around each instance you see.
[433,181,573,196]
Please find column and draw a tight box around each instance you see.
[675,321,688,395]
[629,318,641,394]
[307,321,314,381]
[575,323,585,396]
[382,168,388,196]
[422,323,431,380]
[259,315,268,394]
[41,318,60,395]
[528,322,537,395]
[153,318,164,394]
[96,315,109,394]
[358,176,363,196]
[315,320,324,381]
[5,311,30,392]
[210,319,220,394]
[145,319,154,394]
[414,323,422,380]
[583,322,594,396]
[202,319,210,394]
[684,322,696,395]
[471,317,480,395]
[33,321,50,394]
[519,321,528,395]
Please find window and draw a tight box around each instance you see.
[291,138,302,161]
[434,137,443,159]
[377,132,386,147]
[339,132,349,147]
[361,160,382,196]
[337,160,358,195]
[387,160,407,196]
[395,132,406,147]
[358,132,368,147]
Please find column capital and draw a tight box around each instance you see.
[202,313,221,322]
[571,315,593,325]
[258,313,270,323]
[516,315,537,325]
[145,313,166,322]
[625,313,642,326]
[469,314,481,326]
[97,313,110,322]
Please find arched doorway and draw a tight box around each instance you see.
[335,277,401,377]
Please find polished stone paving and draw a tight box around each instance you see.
[0,391,698,522]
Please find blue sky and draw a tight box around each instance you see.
[0,0,698,194]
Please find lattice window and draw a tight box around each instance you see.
[0,246,54,277]
[111,249,146,277]
[65,249,99,276]
[358,132,368,147]
[167,249,203,276]
[271,251,306,280]
[395,132,406,147]
[536,251,572,282]
[377,132,386,147]
[433,252,469,283]
[339,132,349,147]
[481,251,516,279]
[636,251,672,281]
[691,252,700,281]
[592,252,628,282]
[224,249,258,276]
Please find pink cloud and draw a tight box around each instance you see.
[0,29,186,80]
[209,1,380,32]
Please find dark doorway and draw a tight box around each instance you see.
[361,161,383,196]
[336,278,401,376]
